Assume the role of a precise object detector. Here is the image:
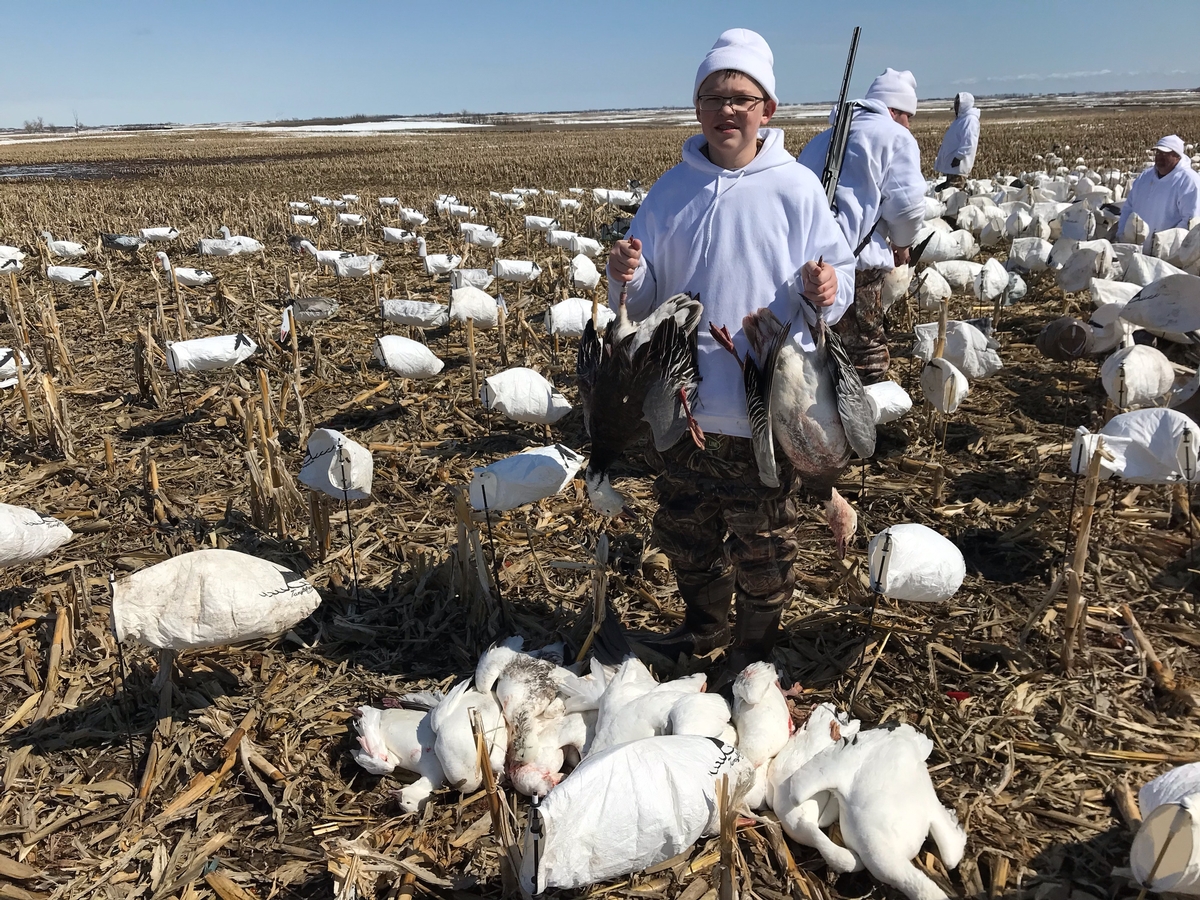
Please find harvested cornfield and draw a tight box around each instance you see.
[1,101,1200,900]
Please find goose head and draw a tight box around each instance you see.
[41,231,53,242]
[298,240,317,256]
[416,236,427,257]
[155,251,171,271]
[584,468,626,517]
[825,488,857,560]
[219,226,232,239]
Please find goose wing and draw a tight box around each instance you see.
[640,312,698,451]
[822,325,877,460]
[744,318,792,489]
[575,317,602,436]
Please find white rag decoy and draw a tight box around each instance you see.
[1071,409,1200,484]
[480,368,572,425]
[288,201,311,211]
[428,680,508,794]
[776,725,966,900]
[336,213,365,228]
[155,252,214,287]
[291,214,318,226]
[0,502,73,567]
[1121,274,1200,341]
[41,231,86,258]
[912,321,1003,380]
[139,226,179,242]
[417,236,460,275]
[46,265,101,286]
[373,335,444,379]
[920,358,970,414]
[111,549,320,651]
[378,197,400,208]
[0,245,25,264]
[732,662,794,809]
[350,694,446,812]
[1100,344,1175,409]
[867,523,966,603]
[711,304,874,558]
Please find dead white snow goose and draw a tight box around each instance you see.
[710,301,875,559]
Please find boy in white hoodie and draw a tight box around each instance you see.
[606,29,856,674]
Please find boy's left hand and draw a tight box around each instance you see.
[801,259,838,307]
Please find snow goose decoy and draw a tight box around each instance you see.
[381,226,418,245]
[155,251,214,288]
[41,231,87,259]
[100,233,146,255]
[296,240,348,271]
[416,236,460,275]
[711,301,875,558]
[330,252,382,278]
[218,225,263,253]
[576,291,705,516]
[139,226,179,242]
[46,265,101,286]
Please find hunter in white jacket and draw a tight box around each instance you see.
[1117,134,1200,248]
[798,69,925,383]
[934,92,980,178]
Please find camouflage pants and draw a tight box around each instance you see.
[647,435,799,615]
[831,268,889,385]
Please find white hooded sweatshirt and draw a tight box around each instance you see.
[608,128,856,440]
[934,93,980,176]
[797,99,926,271]
[1117,159,1200,249]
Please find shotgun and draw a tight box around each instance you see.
[820,26,862,211]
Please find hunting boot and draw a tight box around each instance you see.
[631,568,735,664]
[709,594,784,694]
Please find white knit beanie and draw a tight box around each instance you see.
[864,68,918,115]
[694,29,777,103]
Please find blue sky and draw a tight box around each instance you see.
[1,0,1196,128]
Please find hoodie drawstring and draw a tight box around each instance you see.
[702,168,745,265]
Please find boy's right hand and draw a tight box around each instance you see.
[608,238,642,283]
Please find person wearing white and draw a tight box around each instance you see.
[605,28,856,673]
[798,67,925,383]
[1117,134,1200,251]
[934,92,980,185]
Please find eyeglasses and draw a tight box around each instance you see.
[697,94,766,113]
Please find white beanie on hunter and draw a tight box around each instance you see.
[864,67,918,116]
[694,28,777,103]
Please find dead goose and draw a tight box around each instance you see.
[711,302,875,558]
[576,291,705,516]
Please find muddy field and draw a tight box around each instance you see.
[2,104,1200,900]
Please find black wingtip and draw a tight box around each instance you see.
[591,597,635,667]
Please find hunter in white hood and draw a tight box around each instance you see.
[798,67,925,383]
[604,28,857,678]
[934,92,980,177]
[1117,133,1200,249]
